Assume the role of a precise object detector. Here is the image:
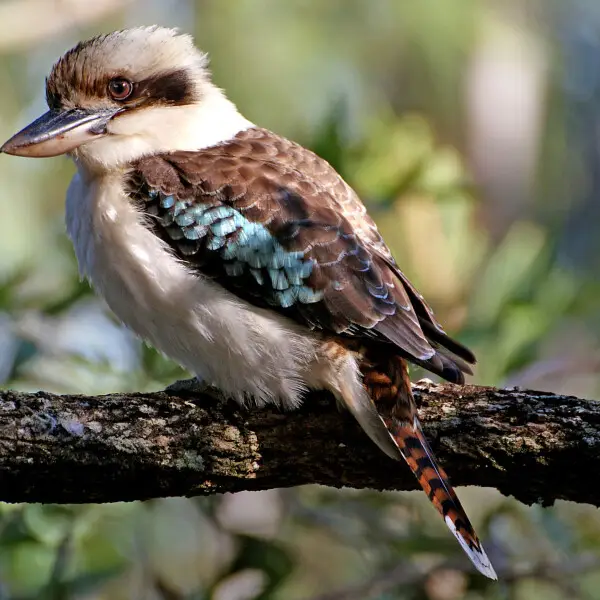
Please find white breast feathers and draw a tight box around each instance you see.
[65,171,321,407]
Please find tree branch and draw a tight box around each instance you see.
[0,382,597,505]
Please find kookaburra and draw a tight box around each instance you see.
[1,27,496,579]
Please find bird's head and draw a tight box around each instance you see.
[1,26,250,171]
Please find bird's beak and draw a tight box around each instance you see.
[0,107,121,158]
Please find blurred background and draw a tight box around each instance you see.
[0,0,599,598]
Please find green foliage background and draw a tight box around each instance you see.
[0,1,598,598]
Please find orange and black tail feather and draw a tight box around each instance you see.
[387,417,497,580]
[358,351,495,578]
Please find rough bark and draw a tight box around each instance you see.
[0,382,597,506]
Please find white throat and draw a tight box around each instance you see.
[73,86,254,173]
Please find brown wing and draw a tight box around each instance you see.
[129,127,474,378]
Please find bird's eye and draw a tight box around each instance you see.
[108,78,133,101]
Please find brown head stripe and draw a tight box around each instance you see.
[46,66,196,110]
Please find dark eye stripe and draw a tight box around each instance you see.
[130,69,195,106]
[46,65,196,110]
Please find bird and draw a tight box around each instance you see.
[1,26,496,579]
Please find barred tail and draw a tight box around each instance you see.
[387,417,497,580]
[353,350,496,578]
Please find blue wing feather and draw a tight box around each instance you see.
[152,189,324,308]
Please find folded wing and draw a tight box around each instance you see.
[128,127,474,380]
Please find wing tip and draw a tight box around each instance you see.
[444,515,498,580]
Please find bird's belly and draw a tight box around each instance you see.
[66,173,317,407]
[98,263,315,406]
